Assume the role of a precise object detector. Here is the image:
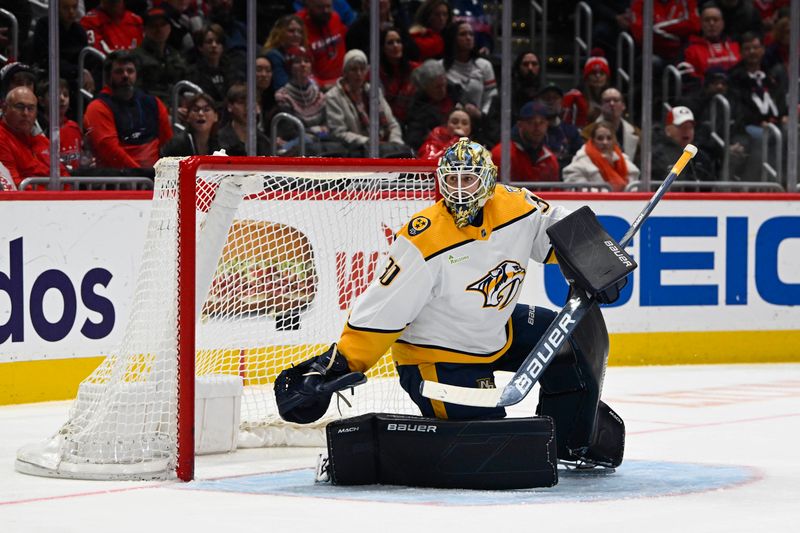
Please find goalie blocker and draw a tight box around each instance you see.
[321,413,558,489]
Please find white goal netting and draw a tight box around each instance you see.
[16,156,437,480]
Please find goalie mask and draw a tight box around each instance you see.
[436,138,497,227]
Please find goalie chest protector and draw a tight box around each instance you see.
[324,413,558,489]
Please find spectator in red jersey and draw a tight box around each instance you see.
[379,27,420,124]
[298,0,348,91]
[0,87,68,187]
[562,54,612,127]
[417,107,471,160]
[81,0,144,53]
[409,0,451,60]
[36,79,83,173]
[630,0,700,64]
[491,102,559,183]
[83,51,173,170]
[682,4,741,81]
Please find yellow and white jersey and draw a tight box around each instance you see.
[337,185,572,372]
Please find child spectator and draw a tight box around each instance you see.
[36,79,83,172]
[563,121,639,191]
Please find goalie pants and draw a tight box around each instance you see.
[396,303,559,420]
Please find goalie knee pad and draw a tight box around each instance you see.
[323,413,558,489]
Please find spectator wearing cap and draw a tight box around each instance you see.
[187,24,236,104]
[511,50,541,122]
[404,59,465,151]
[0,86,69,187]
[536,83,583,173]
[263,14,309,92]
[563,121,639,191]
[652,106,717,181]
[83,50,173,169]
[31,0,90,97]
[81,0,144,53]
[132,7,189,106]
[587,87,640,160]
[298,0,349,91]
[325,49,410,157]
[491,102,560,183]
[274,46,344,156]
[0,62,36,102]
[562,54,611,127]
[682,4,741,82]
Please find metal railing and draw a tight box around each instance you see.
[270,112,306,157]
[616,31,635,124]
[0,8,18,63]
[18,176,154,191]
[761,123,783,183]
[510,181,613,192]
[529,0,548,81]
[573,2,592,87]
[661,64,682,117]
[76,46,106,131]
[170,80,203,131]
[709,94,731,182]
[625,180,785,192]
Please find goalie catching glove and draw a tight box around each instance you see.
[274,344,367,424]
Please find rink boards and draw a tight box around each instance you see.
[1,191,799,404]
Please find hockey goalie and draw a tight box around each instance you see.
[275,138,630,490]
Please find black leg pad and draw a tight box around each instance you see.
[325,413,558,489]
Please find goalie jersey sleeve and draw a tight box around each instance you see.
[337,186,571,372]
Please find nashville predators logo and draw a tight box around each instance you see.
[407,216,431,236]
[466,260,526,310]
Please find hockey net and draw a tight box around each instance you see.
[16,156,437,480]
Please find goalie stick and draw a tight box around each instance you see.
[420,144,699,408]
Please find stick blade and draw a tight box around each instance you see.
[420,381,503,408]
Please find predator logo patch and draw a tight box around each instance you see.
[407,216,431,236]
[466,260,526,310]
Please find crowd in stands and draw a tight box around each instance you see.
[0,0,796,191]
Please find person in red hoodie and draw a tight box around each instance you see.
[81,0,144,53]
[682,4,741,81]
[298,0,348,90]
[83,50,173,169]
[0,86,68,188]
[491,102,559,183]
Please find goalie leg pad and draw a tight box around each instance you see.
[536,291,624,466]
[325,413,558,489]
